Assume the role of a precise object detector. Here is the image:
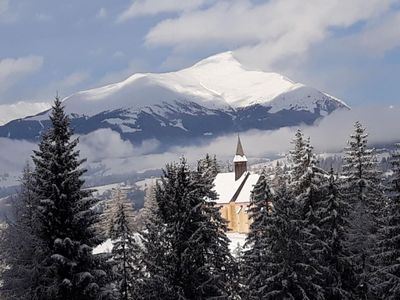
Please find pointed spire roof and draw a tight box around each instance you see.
[233,135,247,163]
[236,135,245,156]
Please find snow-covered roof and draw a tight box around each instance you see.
[233,155,247,162]
[213,171,260,204]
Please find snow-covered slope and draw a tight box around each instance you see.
[54,51,347,117]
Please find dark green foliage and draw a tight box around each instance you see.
[0,163,42,299]
[320,169,354,299]
[30,98,113,300]
[142,157,237,299]
[375,144,400,299]
[342,121,384,299]
[242,171,274,298]
[105,189,143,300]
[259,185,324,300]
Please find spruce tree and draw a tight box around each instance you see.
[289,133,328,293]
[30,98,113,300]
[289,129,308,189]
[142,158,236,299]
[242,171,274,299]
[342,121,383,299]
[320,168,354,299]
[375,143,400,299]
[261,184,324,300]
[0,163,42,299]
[104,189,142,300]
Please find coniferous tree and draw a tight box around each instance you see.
[289,132,328,292]
[104,189,142,300]
[140,186,175,300]
[142,158,236,299]
[30,98,114,300]
[320,169,354,299]
[261,184,324,300]
[242,171,274,299]
[289,129,308,189]
[342,121,384,299]
[375,143,400,299]
[0,163,42,299]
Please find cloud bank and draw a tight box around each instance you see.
[126,0,396,70]
[1,105,398,187]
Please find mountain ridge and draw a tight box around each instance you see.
[0,52,349,148]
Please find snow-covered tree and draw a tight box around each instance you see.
[320,168,354,299]
[242,171,274,298]
[197,153,219,178]
[342,121,384,299]
[142,158,237,299]
[289,133,328,289]
[289,129,308,188]
[0,163,42,299]
[375,143,400,299]
[260,184,324,299]
[104,189,142,300]
[30,98,114,299]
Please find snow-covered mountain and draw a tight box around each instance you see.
[0,52,348,147]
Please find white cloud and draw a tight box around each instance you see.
[354,10,400,56]
[0,138,36,176]
[1,106,398,185]
[143,0,394,69]
[0,56,43,94]
[118,0,210,22]
[0,101,51,125]
[76,106,400,174]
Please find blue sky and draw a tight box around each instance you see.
[1,0,400,107]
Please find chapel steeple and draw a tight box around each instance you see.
[233,135,247,181]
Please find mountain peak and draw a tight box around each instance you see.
[191,51,241,69]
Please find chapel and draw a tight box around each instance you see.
[213,136,260,233]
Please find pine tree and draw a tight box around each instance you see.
[142,158,237,299]
[289,129,308,188]
[342,121,384,299]
[261,184,324,299]
[30,98,114,300]
[140,188,175,300]
[320,168,354,299]
[289,133,328,293]
[375,143,400,299]
[0,163,42,299]
[104,189,142,300]
[242,171,274,298]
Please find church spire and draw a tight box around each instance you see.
[236,135,245,156]
[233,135,247,181]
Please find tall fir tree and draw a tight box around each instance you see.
[342,121,383,299]
[289,129,308,189]
[242,170,274,299]
[30,98,114,300]
[0,163,42,299]
[103,189,143,300]
[320,168,354,299]
[142,157,237,299]
[260,184,324,300]
[375,143,400,299]
[289,132,328,293]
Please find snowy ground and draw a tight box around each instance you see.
[94,232,247,255]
